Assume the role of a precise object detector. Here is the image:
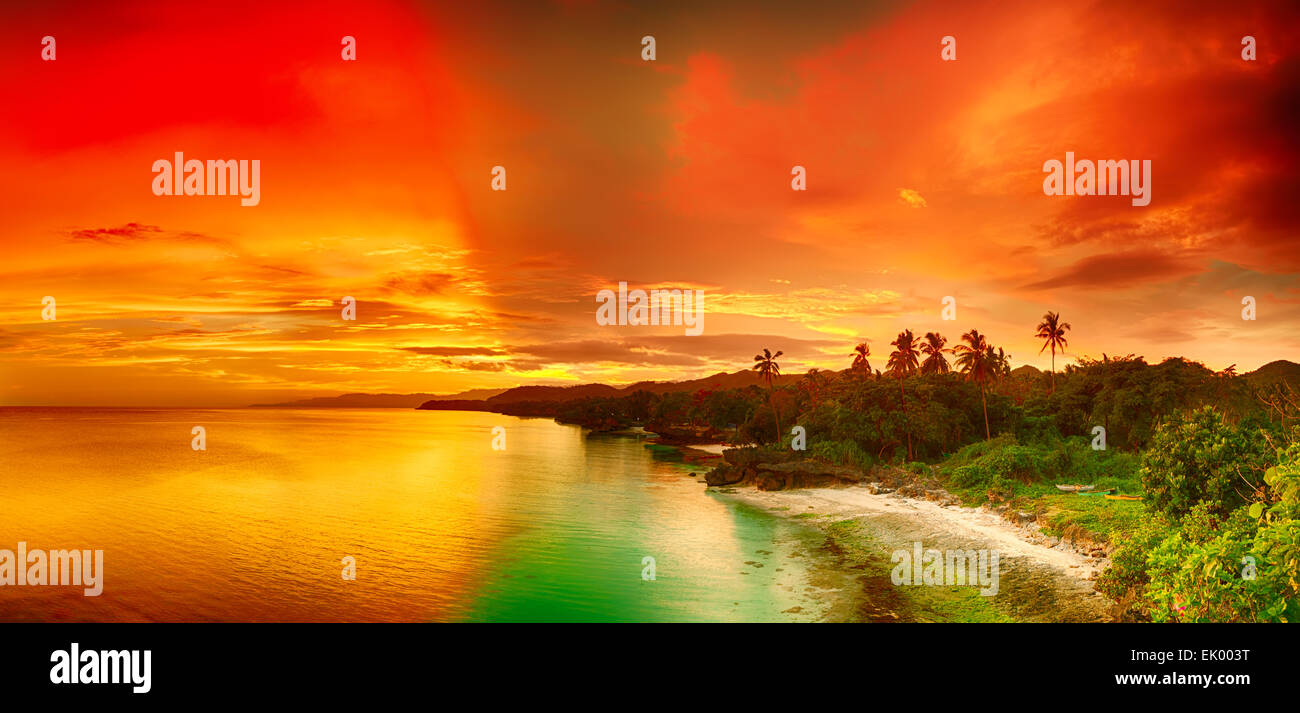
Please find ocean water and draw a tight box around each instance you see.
[0,408,834,622]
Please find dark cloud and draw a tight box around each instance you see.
[382,272,462,296]
[1023,251,1200,291]
[67,223,163,243]
[65,223,223,246]
[440,359,507,372]
[1032,49,1300,270]
[402,346,507,356]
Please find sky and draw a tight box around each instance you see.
[1,0,1297,407]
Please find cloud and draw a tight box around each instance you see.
[1022,251,1200,291]
[66,223,164,243]
[4,0,1299,405]
[382,272,462,296]
[897,189,927,208]
[65,223,225,246]
[401,346,507,356]
[440,359,508,372]
[505,333,843,369]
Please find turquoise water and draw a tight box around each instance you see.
[0,408,836,622]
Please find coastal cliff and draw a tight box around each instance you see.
[704,448,866,490]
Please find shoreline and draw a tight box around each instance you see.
[720,484,1106,579]
[630,436,1117,621]
[711,482,1113,622]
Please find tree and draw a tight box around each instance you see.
[1035,311,1071,394]
[954,329,994,439]
[799,368,830,410]
[887,330,920,460]
[752,348,784,443]
[994,347,1012,379]
[1139,406,1272,519]
[1214,364,1242,424]
[920,331,951,375]
[851,343,872,377]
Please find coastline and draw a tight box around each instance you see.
[637,433,1116,621]
[709,481,1113,622]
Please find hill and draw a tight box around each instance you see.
[417,370,797,411]
[1245,359,1300,386]
[252,388,507,408]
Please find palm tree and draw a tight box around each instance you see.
[851,343,872,376]
[887,330,920,460]
[994,347,1012,379]
[1215,364,1239,423]
[1035,311,1071,394]
[954,329,994,439]
[752,348,783,443]
[919,332,951,375]
[800,368,830,409]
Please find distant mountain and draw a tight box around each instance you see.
[252,388,507,408]
[484,383,623,405]
[616,369,794,395]
[417,370,795,411]
[260,361,1300,412]
[1245,360,1300,386]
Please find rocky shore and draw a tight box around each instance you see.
[699,446,1115,621]
[642,422,731,446]
[703,448,1114,559]
[702,447,868,490]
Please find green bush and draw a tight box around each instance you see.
[1139,407,1273,519]
[808,439,874,470]
[1142,498,1296,623]
[1095,521,1169,621]
[938,434,1139,495]
[1100,444,1300,622]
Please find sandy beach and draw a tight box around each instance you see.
[716,483,1113,622]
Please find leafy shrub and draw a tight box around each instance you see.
[739,405,779,445]
[1095,521,1169,621]
[939,434,1139,494]
[1103,445,1300,623]
[1142,514,1264,622]
[808,439,874,470]
[1139,407,1273,519]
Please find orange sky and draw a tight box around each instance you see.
[1,0,1298,407]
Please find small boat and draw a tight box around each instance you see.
[1104,494,1143,501]
[1055,484,1096,492]
[1078,489,1116,496]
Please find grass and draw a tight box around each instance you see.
[906,584,1016,623]
[1034,495,1147,543]
[932,434,1148,544]
[820,519,1015,623]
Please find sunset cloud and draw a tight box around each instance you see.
[1,0,1296,406]
[898,189,928,209]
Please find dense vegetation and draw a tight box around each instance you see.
[541,315,1299,622]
